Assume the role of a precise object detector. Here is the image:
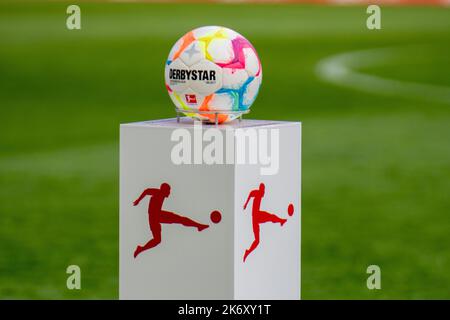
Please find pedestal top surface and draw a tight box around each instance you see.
[121,117,301,129]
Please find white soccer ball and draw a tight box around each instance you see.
[165,26,262,123]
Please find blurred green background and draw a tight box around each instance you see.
[0,1,449,299]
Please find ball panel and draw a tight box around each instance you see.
[242,74,261,108]
[207,38,234,64]
[222,28,240,40]
[208,92,236,111]
[165,58,190,92]
[192,26,221,39]
[171,31,195,61]
[167,38,182,62]
[188,60,222,96]
[179,41,206,67]
[168,91,182,109]
[243,47,260,77]
[222,68,249,90]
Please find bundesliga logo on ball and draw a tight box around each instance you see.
[165,26,262,123]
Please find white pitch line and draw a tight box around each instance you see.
[315,47,450,105]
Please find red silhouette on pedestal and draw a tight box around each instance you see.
[243,183,288,262]
[132,183,209,258]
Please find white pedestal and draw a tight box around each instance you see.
[120,118,301,299]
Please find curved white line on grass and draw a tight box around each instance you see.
[316,47,450,104]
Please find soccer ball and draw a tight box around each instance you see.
[165,26,262,123]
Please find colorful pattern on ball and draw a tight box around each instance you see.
[165,26,262,123]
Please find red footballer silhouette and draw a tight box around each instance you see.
[243,183,289,262]
[132,183,209,258]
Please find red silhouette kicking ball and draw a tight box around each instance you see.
[288,204,294,216]
[210,210,222,224]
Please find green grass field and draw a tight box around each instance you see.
[0,1,449,299]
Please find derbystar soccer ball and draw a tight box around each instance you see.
[165,26,262,123]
